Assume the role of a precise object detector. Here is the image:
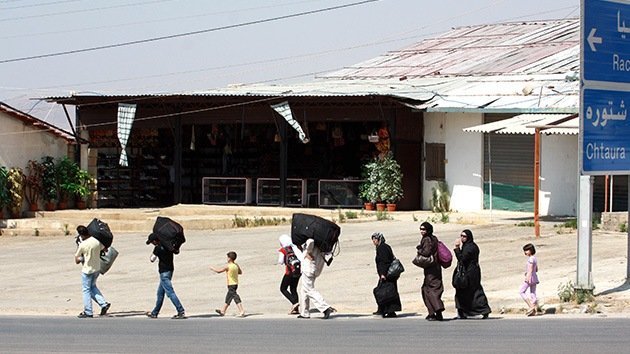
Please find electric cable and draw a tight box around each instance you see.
[0,0,380,64]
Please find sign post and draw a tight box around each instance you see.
[581,0,630,287]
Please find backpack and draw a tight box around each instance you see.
[284,246,302,277]
[436,239,452,268]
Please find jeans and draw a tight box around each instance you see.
[81,272,107,316]
[151,271,185,315]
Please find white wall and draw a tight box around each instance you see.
[540,134,578,216]
[422,112,484,211]
[0,112,69,171]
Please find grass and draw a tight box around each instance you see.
[516,221,535,227]
[232,215,289,228]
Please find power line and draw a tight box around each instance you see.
[0,0,83,11]
[0,2,578,96]
[0,0,175,21]
[0,0,379,64]
[0,0,323,40]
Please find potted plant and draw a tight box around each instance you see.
[359,159,378,210]
[56,156,79,209]
[7,167,25,218]
[0,166,10,219]
[24,160,44,211]
[378,152,404,211]
[73,169,95,209]
[41,156,58,211]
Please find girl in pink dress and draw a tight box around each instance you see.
[520,243,539,316]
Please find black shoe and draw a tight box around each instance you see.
[425,314,436,320]
[435,311,444,321]
[372,311,383,316]
[146,312,157,319]
[171,312,186,319]
[77,312,93,318]
[482,313,489,319]
[100,303,111,316]
[383,312,397,318]
[323,307,336,319]
[297,315,309,319]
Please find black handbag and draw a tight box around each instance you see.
[386,258,405,279]
[452,263,468,289]
[373,281,398,305]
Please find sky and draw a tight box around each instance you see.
[0,0,580,129]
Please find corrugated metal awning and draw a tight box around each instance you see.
[463,113,578,135]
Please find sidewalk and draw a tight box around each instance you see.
[1,206,629,318]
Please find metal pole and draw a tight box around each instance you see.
[627,177,630,282]
[605,175,609,212]
[279,118,288,207]
[576,175,594,290]
[534,128,540,238]
[488,134,493,222]
[610,175,614,212]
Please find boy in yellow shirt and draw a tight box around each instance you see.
[211,251,245,317]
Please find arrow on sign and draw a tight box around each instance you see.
[588,28,603,52]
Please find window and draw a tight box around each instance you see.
[425,143,445,180]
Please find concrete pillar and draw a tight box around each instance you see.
[576,175,594,290]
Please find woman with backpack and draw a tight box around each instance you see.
[277,234,303,315]
[371,232,401,318]
[416,222,445,321]
[452,229,491,319]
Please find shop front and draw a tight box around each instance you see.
[51,95,423,210]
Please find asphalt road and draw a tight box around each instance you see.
[0,316,628,353]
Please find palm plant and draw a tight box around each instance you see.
[41,156,58,204]
[377,152,404,204]
[7,167,25,216]
[0,166,10,215]
[55,156,80,204]
[24,160,44,208]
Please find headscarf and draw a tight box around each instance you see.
[461,229,474,242]
[279,234,305,262]
[420,221,433,235]
[371,232,385,244]
[279,234,292,247]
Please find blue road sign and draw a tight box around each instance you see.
[582,0,630,174]
[583,0,630,84]
[582,88,630,173]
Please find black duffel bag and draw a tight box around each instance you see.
[151,216,186,254]
[86,218,114,248]
[291,213,340,253]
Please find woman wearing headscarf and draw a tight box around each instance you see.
[453,229,491,319]
[417,222,445,321]
[277,234,303,315]
[371,232,401,318]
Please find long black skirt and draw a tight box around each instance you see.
[455,285,491,316]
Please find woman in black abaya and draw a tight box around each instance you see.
[372,232,401,318]
[453,229,491,319]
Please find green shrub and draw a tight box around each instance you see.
[557,280,595,304]
[561,219,578,229]
[344,211,357,219]
[430,181,450,213]
[376,210,392,220]
[337,209,346,223]
[557,280,574,302]
[620,222,627,233]
[516,221,535,227]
